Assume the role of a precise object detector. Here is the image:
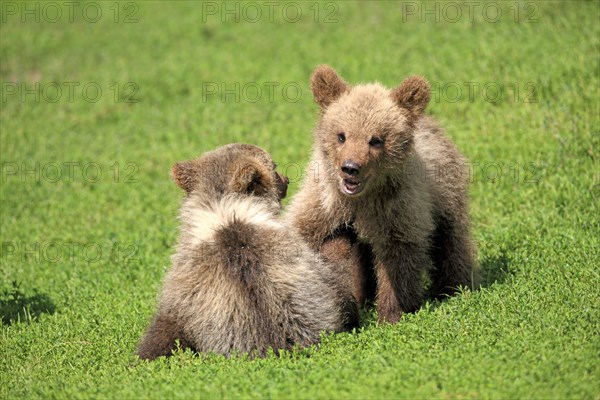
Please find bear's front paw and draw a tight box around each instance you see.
[376,301,403,324]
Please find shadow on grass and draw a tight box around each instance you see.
[479,252,513,289]
[0,281,56,325]
[358,251,514,328]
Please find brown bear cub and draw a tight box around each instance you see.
[287,65,477,323]
[137,144,358,360]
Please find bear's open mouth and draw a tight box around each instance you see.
[341,178,364,196]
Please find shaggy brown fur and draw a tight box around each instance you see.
[320,226,376,306]
[137,144,358,360]
[286,65,478,323]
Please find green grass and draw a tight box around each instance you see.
[1,1,598,398]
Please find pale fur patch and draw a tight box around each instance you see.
[184,195,281,245]
[310,156,341,215]
[319,177,339,214]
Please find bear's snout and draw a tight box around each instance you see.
[339,160,367,196]
[341,160,361,177]
[276,172,289,200]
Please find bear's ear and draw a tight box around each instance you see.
[171,160,199,193]
[390,76,431,119]
[310,65,349,108]
[229,160,273,197]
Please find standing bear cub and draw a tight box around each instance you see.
[137,144,358,360]
[287,65,477,323]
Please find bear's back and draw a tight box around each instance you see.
[413,115,469,215]
[162,196,347,356]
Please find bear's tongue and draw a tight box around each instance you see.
[342,178,362,195]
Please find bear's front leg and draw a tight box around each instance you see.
[374,242,430,323]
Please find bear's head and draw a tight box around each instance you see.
[171,143,289,203]
[310,64,430,197]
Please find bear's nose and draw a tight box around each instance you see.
[341,160,360,176]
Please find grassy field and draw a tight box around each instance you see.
[1,1,598,398]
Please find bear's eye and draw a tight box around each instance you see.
[369,137,384,148]
[337,133,346,144]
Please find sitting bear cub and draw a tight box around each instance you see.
[287,65,478,323]
[137,143,358,360]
